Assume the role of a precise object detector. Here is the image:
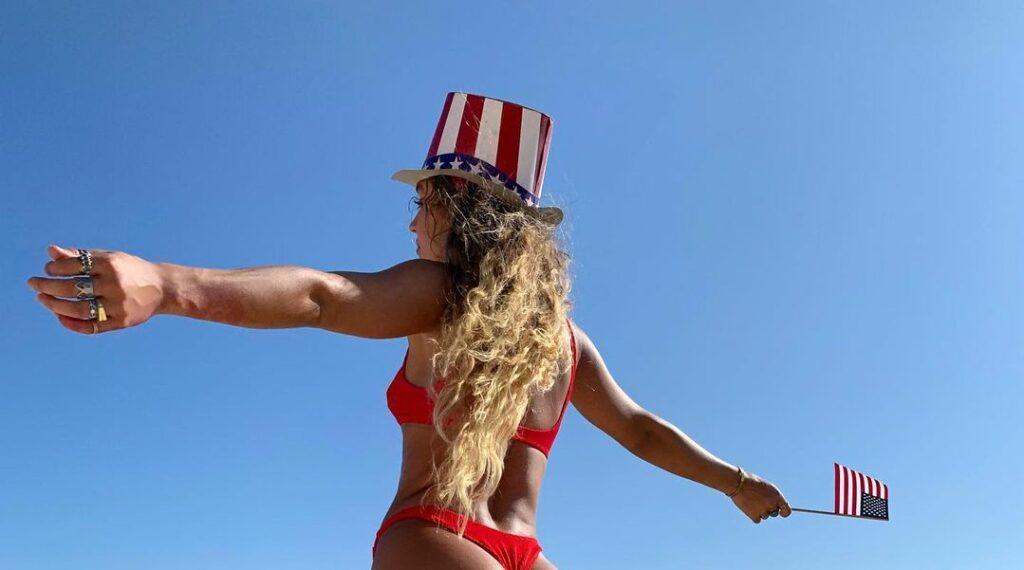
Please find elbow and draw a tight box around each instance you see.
[307,272,339,330]
[625,411,656,456]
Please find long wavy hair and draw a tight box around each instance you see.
[413,174,574,537]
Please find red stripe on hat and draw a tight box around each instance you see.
[495,103,522,182]
[428,92,455,157]
[454,94,484,156]
[533,114,553,198]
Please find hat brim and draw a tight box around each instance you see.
[392,168,564,227]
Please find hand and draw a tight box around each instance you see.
[729,469,792,524]
[26,244,166,334]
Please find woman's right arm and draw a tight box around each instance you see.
[160,258,449,337]
[157,262,325,329]
[29,245,445,337]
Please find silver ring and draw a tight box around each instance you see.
[77,248,92,275]
[88,298,98,320]
[73,276,95,299]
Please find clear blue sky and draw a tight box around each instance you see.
[4,2,1022,568]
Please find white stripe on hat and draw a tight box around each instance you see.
[475,98,503,166]
[436,93,467,155]
[517,108,541,194]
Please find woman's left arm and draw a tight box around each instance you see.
[570,323,738,494]
[570,321,792,522]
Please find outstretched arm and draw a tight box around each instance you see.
[569,321,791,522]
[160,257,448,338]
[29,243,447,337]
[158,262,324,329]
[569,322,739,493]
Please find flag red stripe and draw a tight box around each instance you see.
[427,92,454,157]
[454,94,484,156]
[495,103,522,182]
[834,463,840,513]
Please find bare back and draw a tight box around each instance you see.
[379,322,578,537]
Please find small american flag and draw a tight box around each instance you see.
[834,462,889,520]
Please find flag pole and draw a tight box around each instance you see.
[790,507,888,521]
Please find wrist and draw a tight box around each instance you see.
[704,460,742,495]
[724,465,746,497]
[156,262,190,316]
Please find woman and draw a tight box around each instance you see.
[27,92,791,569]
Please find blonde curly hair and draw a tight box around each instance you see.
[413,174,574,537]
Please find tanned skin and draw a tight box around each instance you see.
[27,180,790,569]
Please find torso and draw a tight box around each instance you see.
[380,323,577,537]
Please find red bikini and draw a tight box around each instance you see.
[372,318,578,569]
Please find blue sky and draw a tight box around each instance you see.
[4,2,1022,568]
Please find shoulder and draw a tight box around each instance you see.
[567,318,583,370]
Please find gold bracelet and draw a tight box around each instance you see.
[725,466,745,497]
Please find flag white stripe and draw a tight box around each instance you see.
[474,99,503,166]
[845,466,853,515]
[855,472,862,516]
[436,93,467,155]
[848,467,855,515]
[517,109,541,193]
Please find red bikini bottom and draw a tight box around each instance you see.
[372,504,543,570]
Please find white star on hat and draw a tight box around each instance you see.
[452,157,463,170]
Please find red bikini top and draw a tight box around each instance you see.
[387,318,578,458]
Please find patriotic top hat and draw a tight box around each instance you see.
[392,91,563,226]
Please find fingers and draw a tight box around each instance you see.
[35,292,110,321]
[40,245,112,277]
[27,274,111,298]
[53,312,119,335]
[47,244,78,261]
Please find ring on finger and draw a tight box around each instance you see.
[77,248,93,276]
[73,276,95,299]
[87,298,108,322]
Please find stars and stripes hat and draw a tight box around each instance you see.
[391,91,564,226]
